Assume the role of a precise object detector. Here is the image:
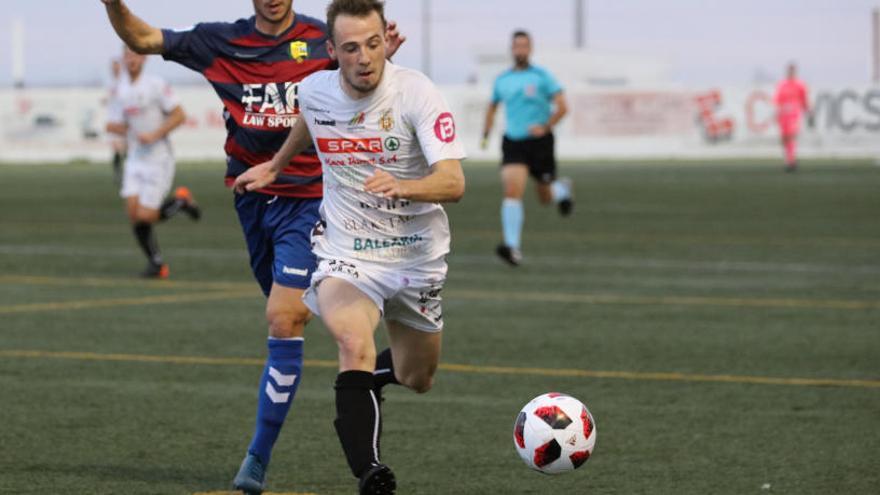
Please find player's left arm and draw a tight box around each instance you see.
[529,92,567,137]
[546,91,569,130]
[139,105,186,145]
[530,70,568,137]
[365,160,465,203]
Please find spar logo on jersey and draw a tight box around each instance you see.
[317,137,383,154]
[434,112,456,143]
[240,82,300,128]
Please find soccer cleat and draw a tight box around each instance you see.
[558,198,574,216]
[233,453,266,495]
[141,262,169,279]
[495,244,522,267]
[358,463,396,495]
[785,162,798,173]
[175,186,202,221]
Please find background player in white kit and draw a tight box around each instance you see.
[107,46,201,278]
[234,1,465,492]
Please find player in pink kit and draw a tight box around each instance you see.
[774,63,810,172]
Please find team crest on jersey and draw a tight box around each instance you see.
[289,41,309,62]
[384,137,400,151]
[378,110,394,131]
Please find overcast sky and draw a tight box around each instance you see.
[1,0,878,88]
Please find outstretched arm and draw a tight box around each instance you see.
[233,117,313,193]
[364,160,465,203]
[101,0,165,54]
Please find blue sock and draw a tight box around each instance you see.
[247,337,303,466]
[501,198,524,250]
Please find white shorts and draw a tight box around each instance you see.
[303,257,448,333]
[120,158,175,210]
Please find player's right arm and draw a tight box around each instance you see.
[101,0,164,54]
[105,89,127,136]
[232,117,313,194]
[106,121,127,136]
[481,102,498,150]
[482,77,503,149]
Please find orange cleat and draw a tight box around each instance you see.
[141,262,170,279]
[174,186,202,221]
[174,186,193,202]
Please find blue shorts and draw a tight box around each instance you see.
[234,192,321,296]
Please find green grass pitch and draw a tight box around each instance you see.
[1,159,878,494]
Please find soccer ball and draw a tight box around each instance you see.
[513,392,597,474]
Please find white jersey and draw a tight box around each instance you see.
[298,62,466,268]
[107,73,179,164]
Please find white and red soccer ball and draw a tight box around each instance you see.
[513,392,597,474]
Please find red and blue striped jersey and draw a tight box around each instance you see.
[162,14,335,198]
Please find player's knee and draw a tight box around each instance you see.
[334,331,375,367]
[400,372,434,394]
[266,306,310,338]
[398,363,437,393]
[134,209,159,223]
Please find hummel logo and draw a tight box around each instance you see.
[283,266,309,277]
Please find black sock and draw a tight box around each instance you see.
[334,370,380,478]
[112,151,123,172]
[373,348,400,389]
[159,197,184,221]
[133,222,162,265]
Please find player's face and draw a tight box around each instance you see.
[512,35,531,67]
[252,0,293,24]
[787,64,797,79]
[122,48,146,77]
[330,12,387,97]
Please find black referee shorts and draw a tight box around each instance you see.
[501,133,557,184]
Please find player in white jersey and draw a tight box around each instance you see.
[106,46,201,278]
[234,1,465,492]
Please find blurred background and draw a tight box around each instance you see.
[2,0,879,162]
